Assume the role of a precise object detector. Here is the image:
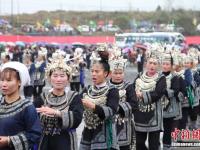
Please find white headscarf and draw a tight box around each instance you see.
[2,61,31,92]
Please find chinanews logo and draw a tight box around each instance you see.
[171,128,200,147]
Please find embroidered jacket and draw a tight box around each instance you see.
[79,83,120,150]
[174,70,187,120]
[109,80,137,147]
[162,72,181,119]
[133,72,166,132]
[0,97,41,150]
[39,90,83,150]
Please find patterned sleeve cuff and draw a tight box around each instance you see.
[167,89,174,98]
[119,102,132,118]
[10,133,29,150]
[101,106,114,119]
[61,111,74,129]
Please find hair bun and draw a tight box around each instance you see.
[98,51,109,62]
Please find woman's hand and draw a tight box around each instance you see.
[136,91,143,100]
[0,136,9,148]
[82,99,96,110]
[36,106,61,117]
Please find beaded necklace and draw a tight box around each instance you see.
[135,72,160,112]
[83,84,110,129]
[135,72,159,92]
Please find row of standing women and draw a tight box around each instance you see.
[0,47,86,101]
[134,46,200,150]
[0,44,200,150]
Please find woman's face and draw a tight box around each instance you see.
[24,56,30,63]
[146,58,158,75]
[1,71,20,96]
[37,55,43,61]
[174,64,184,72]
[91,63,108,85]
[184,61,193,69]
[110,69,124,83]
[50,70,69,90]
[162,61,172,72]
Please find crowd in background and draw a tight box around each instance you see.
[1,41,200,150]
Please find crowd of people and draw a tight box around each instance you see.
[0,41,200,150]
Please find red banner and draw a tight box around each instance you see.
[185,36,200,45]
[0,35,200,44]
[0,35,115,44]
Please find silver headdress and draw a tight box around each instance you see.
[186,47,199,65]
[173,51,185,66]
[1,48,9,59]
[109,45,127,71]
[145,43,161,62]
[74,47,83,57]
[38,47,48,58]
[161,50,173,64]
[46,51,72,78]
[49,49,66,62]
[90,43,109,64]
[23,48,32,56]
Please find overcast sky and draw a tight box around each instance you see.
[0,0,198,15]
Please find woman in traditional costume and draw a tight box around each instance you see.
[79,45,120,150]
[33,48,47,98]
[23,50,35,100]
[109,47,137,150]
[70,48,83,92]
[0,61,41,150]
[173,52,187,131]
[37,54,83,150]
[161,53,180,149]
[180,49,200,130]
[133,50,166,150]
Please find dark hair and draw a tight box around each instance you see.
[5,55,10,61]
[170,53,174,66]
[97,51,110,77]
[1,68,20,81]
